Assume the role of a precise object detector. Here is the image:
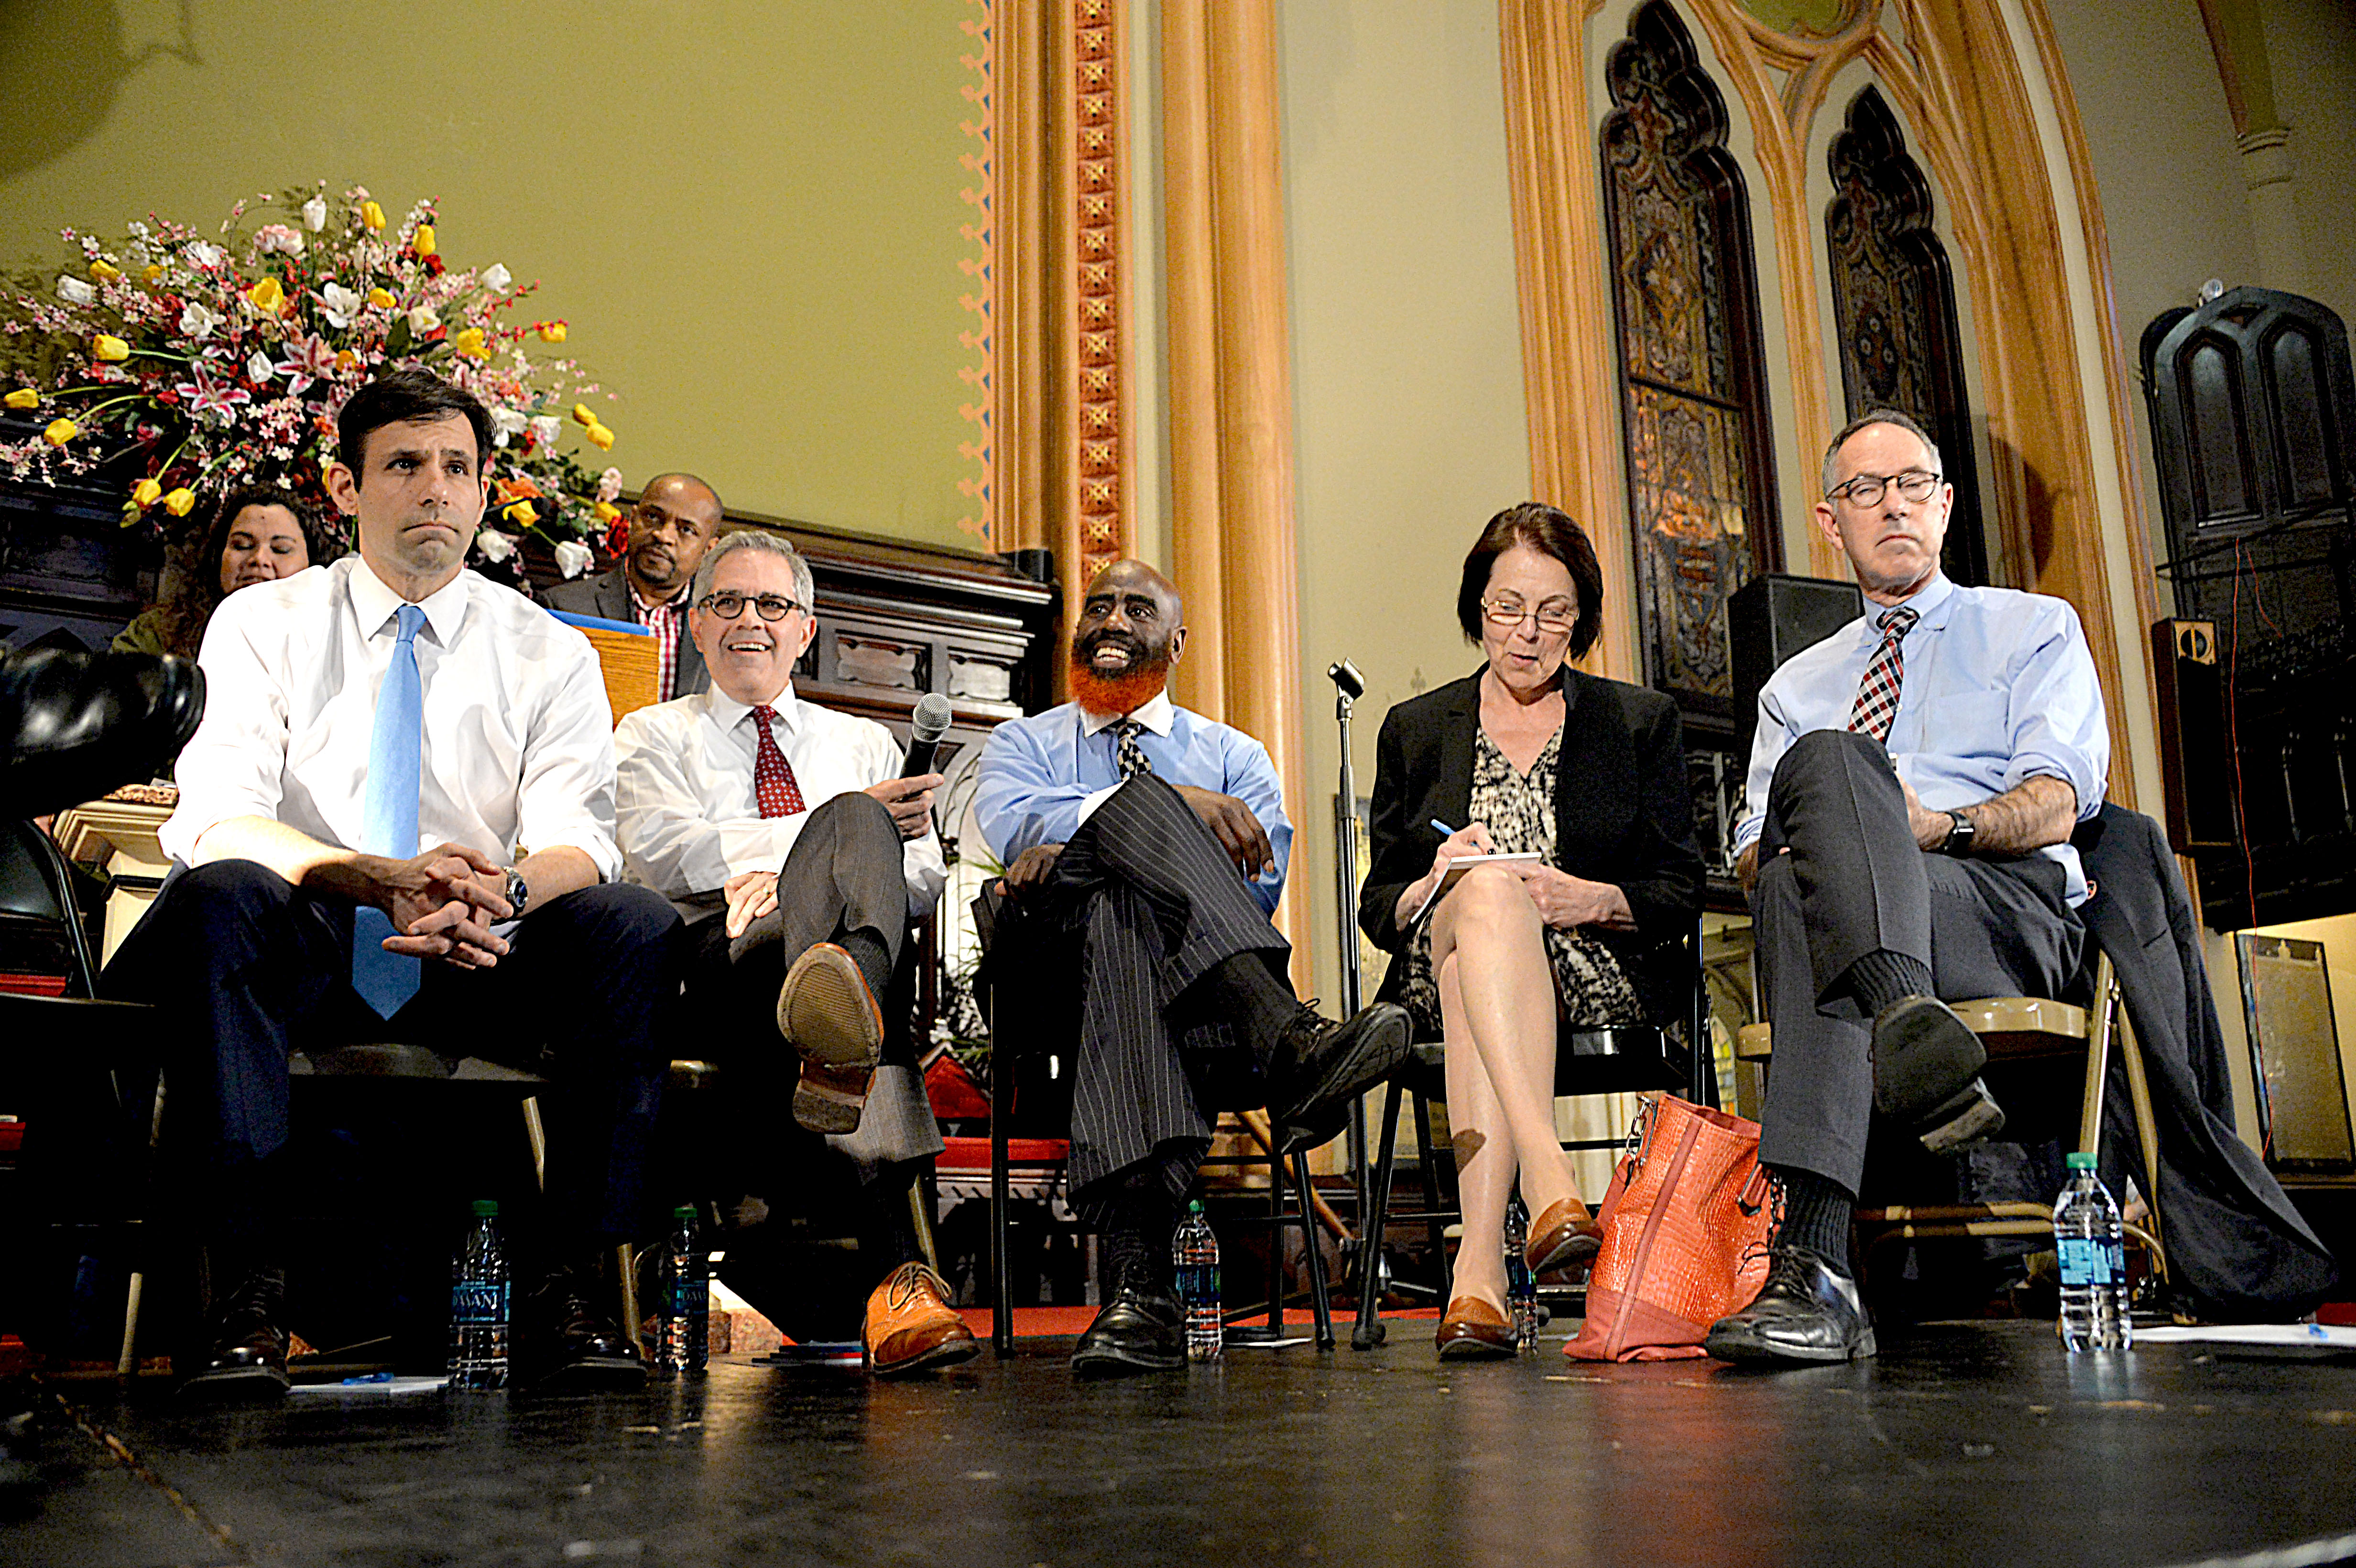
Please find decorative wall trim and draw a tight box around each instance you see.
[1067,0,1134,583]
[957,0,998,546]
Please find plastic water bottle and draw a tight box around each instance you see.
[1173,1201,1222,1361]
[657,1205,709,1377]
[1503,1192,1538,1352]
[2054,1153,2131,1352]
[448,1199,509,1389]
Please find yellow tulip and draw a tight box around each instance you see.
[451,327,488,360]
[593,501,622,524]
[335,349,359,370]
[163,487,196,516]
[246,276,286,315]
[537,321,567,344]
[587,421,615,451]
[131,478,162,508]
[367,287,396,309]
[93,335,130,362]
[42,418,76,446]
[412,224,437,258]
[4,388,38,410]
[504,499,538,526]
[90,260,122,283]
[570,403,596,426]
[361,200,386,230]
[142,263,164,285]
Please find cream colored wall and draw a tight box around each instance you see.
[1276,0,1536,1010]
[0,0,982,549]
[2265,0,2356,323]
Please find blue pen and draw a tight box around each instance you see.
[1430,818,1458,838]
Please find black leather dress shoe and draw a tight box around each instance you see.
[0,648,204,817]
[1872,995,2006,1154]
[1271,1002,1411,1152]
[1070,1282,1187,1376]
[1703,1247,1876,1365]
[515,1269,647,1392]
[180,1267,291,1401]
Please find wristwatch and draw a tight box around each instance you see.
[503,868,532,919]
[1939,810,1975,857]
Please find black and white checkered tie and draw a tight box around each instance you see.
[1846,605,1919,744]
[1112,719,1153,780]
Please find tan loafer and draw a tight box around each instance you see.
[1436,1295,1517,1360]
[1525,1198,1603,1276]
[862,1263,981,1376]
[779,942,885,1133]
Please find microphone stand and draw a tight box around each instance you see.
[1326,660,1369,1287]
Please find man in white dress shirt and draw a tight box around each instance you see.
[107,370,682,1397]
[614,529,975,1376]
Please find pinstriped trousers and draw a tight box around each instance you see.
[994,773,1290,1226]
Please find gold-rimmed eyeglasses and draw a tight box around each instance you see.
[1480,596,1577,637]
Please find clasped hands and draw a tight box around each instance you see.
[1414,822,1634,930]
[998,784,1273,899]
[366,842,515,969]
[720,772,944,938]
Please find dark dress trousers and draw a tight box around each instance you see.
[1358,665,1704,1025]
[545,568,708,699]
[989,771,1292,1226]
[1749,729,2084,1191]
[106,860,682,1253]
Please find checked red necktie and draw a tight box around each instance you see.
[1845,605,1919,744]
[749,704,807,818]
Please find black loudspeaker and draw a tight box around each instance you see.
[1729,574,1865,745]
[2151,618,2237,851]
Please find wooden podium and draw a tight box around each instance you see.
[51,786,176,965]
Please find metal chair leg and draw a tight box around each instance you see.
[1292,1150,1334,1350]
[1352,1081,1403,1350]
[118,1070,167,1381]
[2116,1003,2169,1273]
[910,1174,942,1275]
[616,1242,643,1358]
[990,1050,1014,1357]
[521,1096,547,1192]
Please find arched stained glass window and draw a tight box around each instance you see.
[1826,86,1988,585]
[1599,0,1781,731]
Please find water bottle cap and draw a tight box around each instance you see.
[673,1205,696,1221]
[1188,1199,1204,1214]
[2065,1152,2097,1170]
[471,1199,498,1217]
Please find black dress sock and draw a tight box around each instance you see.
[1771,1165,1856,1277]
[1190,953,1306,1057]
[1099,1183,1177,1295]
[836,926,894,1007]
[1846,949,1935,1017]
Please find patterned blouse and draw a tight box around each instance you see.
[1392,725,1644,1038]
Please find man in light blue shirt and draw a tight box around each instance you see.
[1708,410,2109,1368]
[975,559,1408,1374]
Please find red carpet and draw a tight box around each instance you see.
[950,1305,1447,1339]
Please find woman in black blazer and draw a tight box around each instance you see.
[1359,503,1704,1357]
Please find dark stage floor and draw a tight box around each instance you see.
[11,1319,2356,1568]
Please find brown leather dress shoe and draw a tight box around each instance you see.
[863,1263,980,1377]
[779,942,885,1134]
[1435,1296,1517,1360]
[1525,1198,1603,1276]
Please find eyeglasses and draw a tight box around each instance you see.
[1480,596,1577,637]
[698,591,802,622]
[1827,470,1942,507]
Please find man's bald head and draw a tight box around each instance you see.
[626,472,725,602]
[1071,558,1187,716]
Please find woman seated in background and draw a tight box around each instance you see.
[1360,502,1704,1359]
[113,484,337,658]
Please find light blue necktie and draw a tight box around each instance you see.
[352,603,426,1018]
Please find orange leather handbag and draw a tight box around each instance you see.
[1564,1094,1775,1362]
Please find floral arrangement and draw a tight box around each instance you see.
[0,182,628,579]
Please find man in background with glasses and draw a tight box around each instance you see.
[613,529,976,1377]
[1706,408,2108,1367]
[547,472,724,700]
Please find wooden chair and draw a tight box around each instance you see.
[1734,951,2172,1281]
[1348,926,1711,1349]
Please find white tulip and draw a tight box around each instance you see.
[488,406,529,447]
[247,351,276,384]
[481,263,512,294]
[302,196,329,232]
[406,305,441,336]
[56,276,95,306]
[473,529,519,563]
[318,282,363,329]
[180,302,225,340]
[554,540,593,579]
[530,414,562,450]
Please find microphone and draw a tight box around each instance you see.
[1327,659,1364,699]
[901,692,953,778]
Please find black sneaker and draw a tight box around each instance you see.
[1871,995,2006,1153]
[180,1266,291,1401]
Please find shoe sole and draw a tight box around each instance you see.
[1871,997,1985,1119]
[870,1334,982,1378]
[1919,1079,2007,1154]
[1702,1325,1878,1365]
[1527,1229,1603,1277]
[1276,1005,1412,1151]
[1070,1346,1187,1376]
[523,1355,650,1393]
[780,944,883,1134]
[178,1365,289,1401]
[1436,1337,1518,1361]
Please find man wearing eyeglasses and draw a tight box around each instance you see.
[612,529,975,1376]
[546,472,723,700]
[1705,408,2108,1367]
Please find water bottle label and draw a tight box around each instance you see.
[451,1280,507,1324]
[2057,1237,2118,1287]
[1174,1263,1220,1307]
[670,1279,709,1318]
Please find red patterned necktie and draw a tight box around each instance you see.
[749,705,807,818]
[1846,605,1919,744]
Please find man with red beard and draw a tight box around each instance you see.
[546,472,722,701]
[974,559,1410,1374]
